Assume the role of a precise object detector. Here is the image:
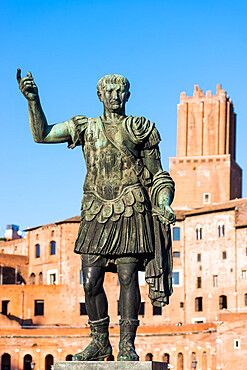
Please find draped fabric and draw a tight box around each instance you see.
[146,171,175,307]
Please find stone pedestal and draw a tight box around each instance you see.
[54,361,167,370]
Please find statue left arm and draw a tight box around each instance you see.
[142,147,176,225]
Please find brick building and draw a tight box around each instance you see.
[1,85,247,370]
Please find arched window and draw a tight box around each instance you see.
[29,273,35,285]
[191,352,197,369]
[23,355,32,370]
[219,295,227,309]
[35,244,40,258]
[145,353,153,361]
[66,355,73,361]
[177,353,184,370]
[163,353,170,364]
[50,241,56,255]
[1,353,11,370]
[202,351,207,370]
[245,293,247,306]
[217,221,225,237]
[45,355,54,370]
[39,272,43,285]
[196,225,202,240]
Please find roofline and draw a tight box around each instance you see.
[175,198,247,218]
[185,205,236,217]
[24,217,80,232]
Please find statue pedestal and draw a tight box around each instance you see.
[54,361,167,370]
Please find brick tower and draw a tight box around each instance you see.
[169,84,242,209]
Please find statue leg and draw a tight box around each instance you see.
[72,265,112,361]
[117,262,140,361]
[83,266,108,321]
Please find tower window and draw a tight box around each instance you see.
[219,295,227,309]
[222,251,227,259]
[234,339,240,349]
[213,275,218,287]
[195,297,203,312]
[197,277,202,289]
[197,253,201,262]
[203,193,211,204]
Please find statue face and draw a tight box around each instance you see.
[98,84,130,112]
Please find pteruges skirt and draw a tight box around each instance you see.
[74,185,154,257]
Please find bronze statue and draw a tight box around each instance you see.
[17,70,175,361]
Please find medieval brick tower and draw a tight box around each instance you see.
[169,84,242,209]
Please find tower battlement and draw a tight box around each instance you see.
[170,85,242,209]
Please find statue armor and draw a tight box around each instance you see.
[69,115,159,256]
[83,117,141,199]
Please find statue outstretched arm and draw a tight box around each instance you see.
[17,69,71,144]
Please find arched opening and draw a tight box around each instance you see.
[39,272,43,285]
[145,353,153,361]
[23,354,32,370]
[65,355,73,361]
[217,221,225,237]
[196,225,202,240]
[29,273,36,285]
[202,351,207,370]
[1,353,11,370]
[45,355,54,370]
[163,353,170,364]
[245,293,247,306]
[35,244,40,258]
[219,295,227,309]
[177,352,184,370]
[191,352,197,369]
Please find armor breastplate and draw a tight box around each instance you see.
[83,118,140,200]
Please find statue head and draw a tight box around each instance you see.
[97,74,130,113]
[97,74,130,92]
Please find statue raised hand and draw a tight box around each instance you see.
[17,69,39,101]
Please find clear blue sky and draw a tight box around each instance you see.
[1,0,247,236]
